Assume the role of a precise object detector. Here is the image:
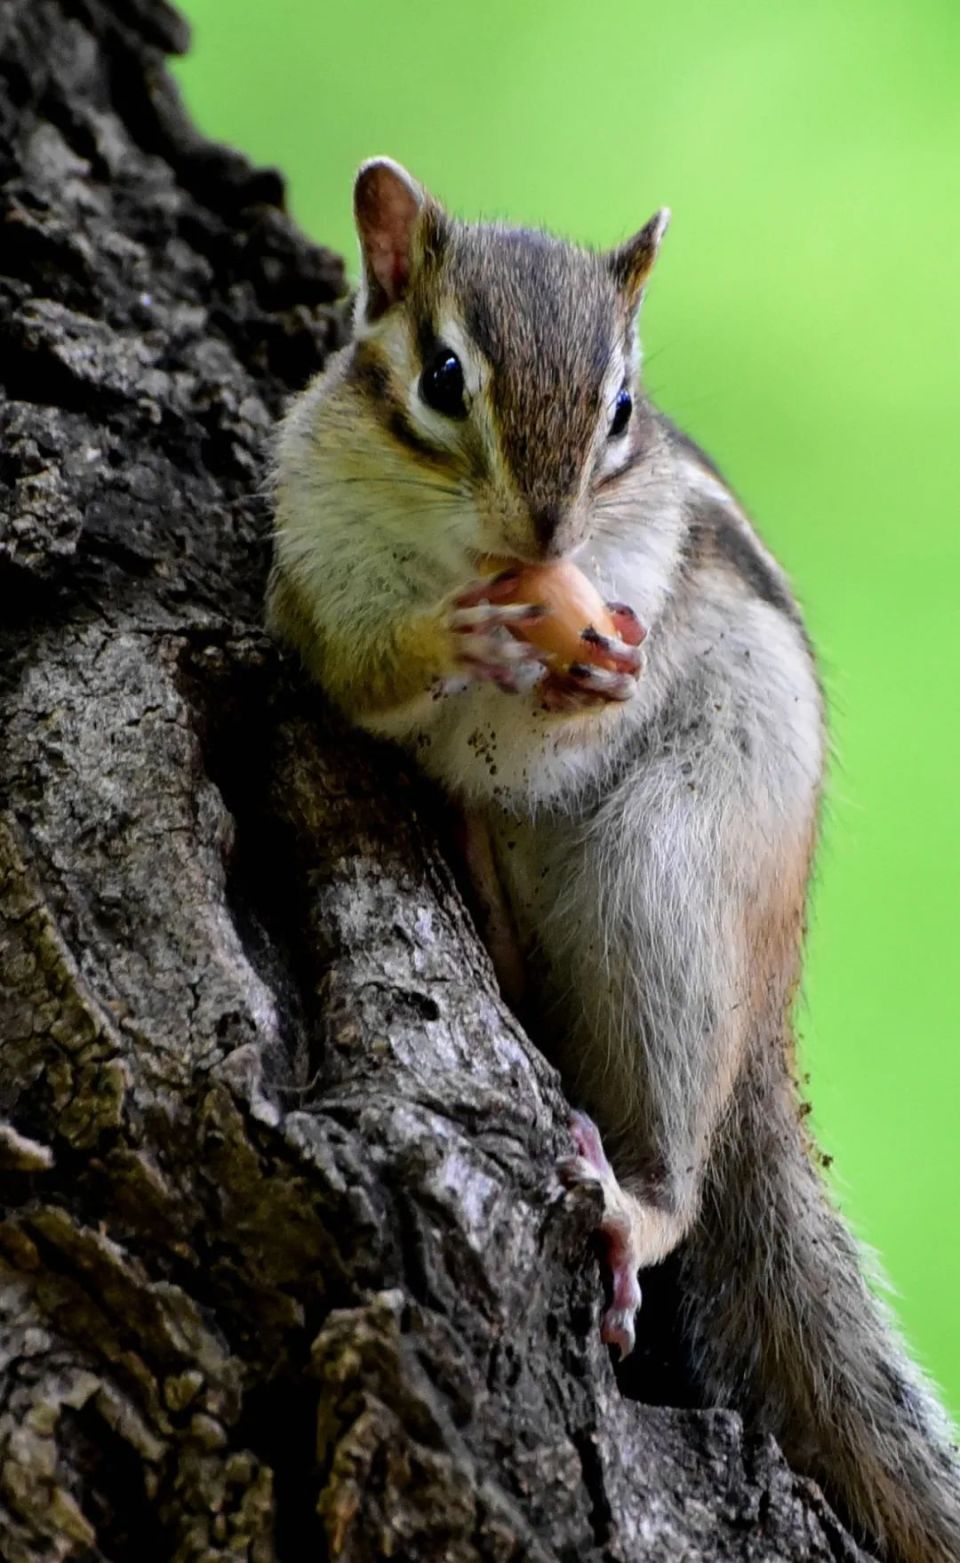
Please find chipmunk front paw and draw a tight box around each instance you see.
[440,570,549,694]
[539,603,647,713]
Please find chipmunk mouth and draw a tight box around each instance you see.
[468,522,588,571]
[469,492,585,567]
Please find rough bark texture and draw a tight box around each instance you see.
[0,3,872,1559]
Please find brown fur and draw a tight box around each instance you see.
[268,566,454,718]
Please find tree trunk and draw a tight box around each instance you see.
[0,2,870,1558]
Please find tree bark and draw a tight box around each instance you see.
[0,2,871,1559]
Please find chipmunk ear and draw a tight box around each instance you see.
[608,208,671,307]
[354,157,446,322]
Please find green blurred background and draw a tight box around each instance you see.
[174,0,959,1411]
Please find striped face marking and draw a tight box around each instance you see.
[350,160,668,560]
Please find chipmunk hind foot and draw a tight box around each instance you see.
[559,1110,684,1360]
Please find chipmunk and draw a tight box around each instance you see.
[267,158,960,1563]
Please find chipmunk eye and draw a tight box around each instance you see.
[420,349,467,419]
[609,388,632,438]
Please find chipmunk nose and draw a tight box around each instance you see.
[531,504,562,552]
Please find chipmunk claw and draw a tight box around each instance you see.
[580,629,643,671]
[600,1304,637,1361]
[437,578,550,693]
[444,580,549,693]
[568,663,637,699]
[560,1110,643,1360]
[540,662,639,712]
[539,603,647,710]
[450,602,549,632]
[605,601,646,644]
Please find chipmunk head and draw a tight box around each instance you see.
[350,157,669,563]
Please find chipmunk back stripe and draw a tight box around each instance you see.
[681,495,801,625]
